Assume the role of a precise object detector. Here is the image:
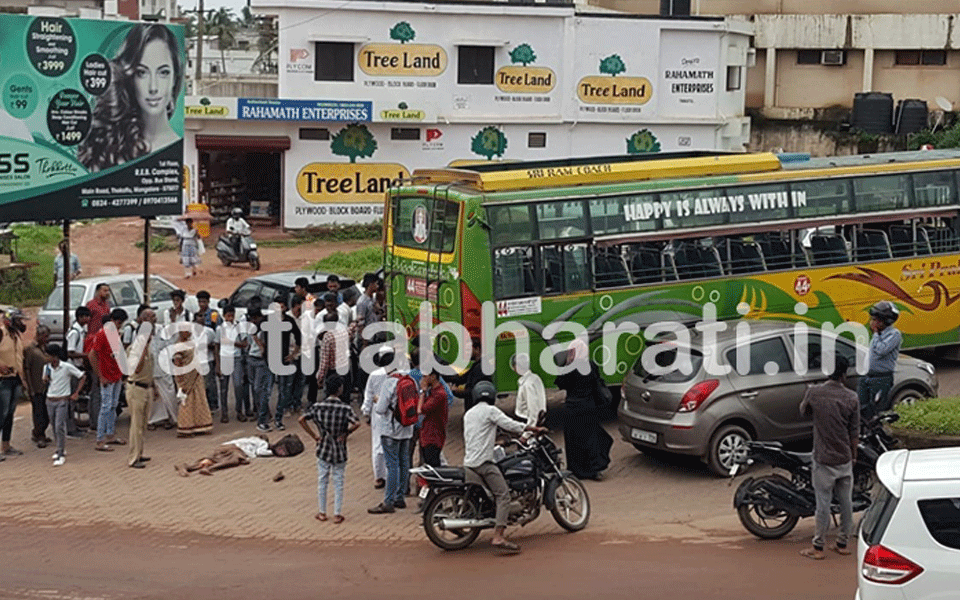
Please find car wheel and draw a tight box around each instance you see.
[708,424,752,477]
[891,387,924,408]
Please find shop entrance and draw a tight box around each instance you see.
[195,135,290,227]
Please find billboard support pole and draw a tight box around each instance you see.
[61,220,70,342]
[143,217,151,303]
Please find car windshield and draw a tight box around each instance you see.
[44,285,85,311]
[633,344,703,383]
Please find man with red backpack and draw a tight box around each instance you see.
[368,358,418,514]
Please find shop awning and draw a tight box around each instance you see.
[195,135,291,151]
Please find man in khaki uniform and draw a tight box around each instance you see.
[126,309,156,469]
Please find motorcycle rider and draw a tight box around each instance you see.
[463,381,547,553]
[225,207,251,256]
[798,355,860,561]
[859,300,902,420]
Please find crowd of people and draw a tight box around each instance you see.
[1,266,619,549]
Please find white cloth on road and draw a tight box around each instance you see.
[225,436,273,459]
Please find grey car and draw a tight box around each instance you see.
[617,321,938,476]
[37,274,205,342]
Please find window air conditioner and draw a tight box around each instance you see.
[820,50,845,66]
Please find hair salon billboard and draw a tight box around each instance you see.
[0,15,186,221]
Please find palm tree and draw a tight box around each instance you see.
[208,7,237,76]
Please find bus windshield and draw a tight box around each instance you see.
[391,195,459,253]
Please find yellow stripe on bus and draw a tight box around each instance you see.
[412,153,783,192]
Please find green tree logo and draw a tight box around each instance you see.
[199,97,211,106]
[599,54,626,77]
[626,129,661,154]
[331,123,378,163]
[510,44,537,66]
[471,126,508,160]
[390,21,416,44]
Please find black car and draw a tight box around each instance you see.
[220,270,357,316]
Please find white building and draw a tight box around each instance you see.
[183,0,752,228]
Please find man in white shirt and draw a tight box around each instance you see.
[361,347,394,489]
[225,208,251,255]
[65,306,90,437]
[463,381,546,552]
[512,353,546,433]
[368,361,415,514]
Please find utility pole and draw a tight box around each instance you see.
[195,0,204,85]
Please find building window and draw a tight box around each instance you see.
[299,128,330,141]
[797,50,821,65]
[528,132,546,148]
[314,42,354,81]
[391,128,421,141]
[896,50,947,66]
[726,66,742,91]
[458,46,495,85]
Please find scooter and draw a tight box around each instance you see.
[216,233,260,270]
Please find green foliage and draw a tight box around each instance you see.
[134,235,176,253]
[390,21,416,44]
[208,7,238,75]
[471,126,508,160]
[0,224,62,306]
[894,397,960,436]
[262,222,383,247]
[510,44,537,66]
[311,246,382,280]
[599,54,626,77]
[330,123,378,163]
[908,122,960,150]
[626,129,661,154]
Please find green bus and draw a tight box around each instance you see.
[384,150,960,392]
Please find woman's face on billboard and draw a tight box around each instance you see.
[135,38,174,120]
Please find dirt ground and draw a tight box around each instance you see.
[67,217,375,300]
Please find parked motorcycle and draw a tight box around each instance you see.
[216,233,260,270]
[411,434,590,551]
[730,413,899,539]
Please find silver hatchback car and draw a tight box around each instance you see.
[617,321,938,476]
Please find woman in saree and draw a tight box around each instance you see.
[173,328,213,437]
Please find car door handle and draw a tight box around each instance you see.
[740,391,758,399]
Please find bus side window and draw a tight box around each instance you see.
[855,230,892,262]
[493,246,536,299]
[757,233,808,270]
[726,239,766,274]
[628,245,664,284]
[594,246,630,289]
[563,244,590,292]
[810,234,849,266]
[541,246,562,294]
[920,225,960,254]
[889,225,916,257]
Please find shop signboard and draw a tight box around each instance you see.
[237,98,372,122]
[0,15,186,220]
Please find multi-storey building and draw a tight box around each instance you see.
[184,0,752,227]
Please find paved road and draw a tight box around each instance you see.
[1,519,856,600]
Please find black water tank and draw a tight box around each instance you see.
[895,99,929,134]
[661,0,691,16]
[852,92,894,134]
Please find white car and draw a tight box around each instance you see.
[37,274,207,342]
[856,447,960,600]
